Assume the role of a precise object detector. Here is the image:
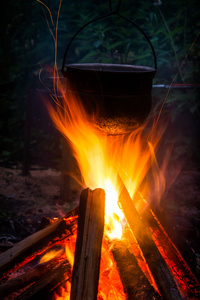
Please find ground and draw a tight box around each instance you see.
[0,165,79,249]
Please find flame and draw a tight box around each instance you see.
[38,3,168,299]
[39,248,63,264]
[65,245,74,267]
[47,85,165,241]
[46,61,166,300]
[38,0,166,243]
[53,282,71,300]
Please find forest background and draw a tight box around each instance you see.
[0,0,199,171]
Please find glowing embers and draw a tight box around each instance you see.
[0,200,200,299]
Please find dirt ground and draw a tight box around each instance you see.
[0,166,80,245]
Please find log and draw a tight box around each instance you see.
[15,260,71,300]
[70,188,105,300]
[118,175,183,300]
[111,239,161,300]
[0,255,63,298]
[155,205,199,276]
[141,204,200,299]
[0,209,77,274]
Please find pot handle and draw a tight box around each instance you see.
[62,5,157,74]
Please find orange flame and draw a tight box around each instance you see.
[39,248,63,264]
[38,0,166,241]
[65,245,74,267]
[47,84,165,241]
[38,2,200,299]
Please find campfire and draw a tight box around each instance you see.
[0,80,200,299]
[0,1,200,299]
[0,186,199,299]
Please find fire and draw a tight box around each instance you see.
[104,179,123,240]
[38,0,165,242]
[39,248,63,264]
[65,245,74,267]
[45,65,167,300]
[48,86,165,241]
[39,5,167,298]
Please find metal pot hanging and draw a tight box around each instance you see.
[61,1,157,134]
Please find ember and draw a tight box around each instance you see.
[0,200,199,299]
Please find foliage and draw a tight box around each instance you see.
[0,0,199,166]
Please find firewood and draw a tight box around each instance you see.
[141,203,200,299]
[70,188,105,300]
[117,175,183,300]
[0,211,77,273]
[111,239,161,300]
[155,205,198,276]
[15,260,71,300]
[0,255,62,298]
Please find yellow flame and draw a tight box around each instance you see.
[39,0,166,240]
[47,84,165,241]
[65,245,74,267]
[39,249,63,264]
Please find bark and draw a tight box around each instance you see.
[70,188,105,300]
[141,204,200,299]
[15,260,71,300]
[0,258,60,298]
[0,210,77,274]
[111,239,161,300]
[118,175,183,300]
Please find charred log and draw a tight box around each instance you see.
[0,256,62,298]
[0,208,78,274]
[111,239,161,300]
[118,175,183,300]
[141,204,200,299]
[15,260,71,300]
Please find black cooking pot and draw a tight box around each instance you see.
[62,10,157,134]
[62,63,156,133]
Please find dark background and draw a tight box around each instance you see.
[0,0,199,170]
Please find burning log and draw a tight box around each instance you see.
[0,218,69,273]
[0,206,78,275]
[0,255,63,298]
[70,188,105,300]
[141,203,200,299]
[118,175,183,300]
[111,239,161,300]
[15,260,71,300]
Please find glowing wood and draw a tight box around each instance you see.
[141,204,200,299]
[70,188,105,300]
[0,257,60,298]
[111,239,161,299]
[0,208,78,274]
[118,175,183,300]
[15,261,71,300]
